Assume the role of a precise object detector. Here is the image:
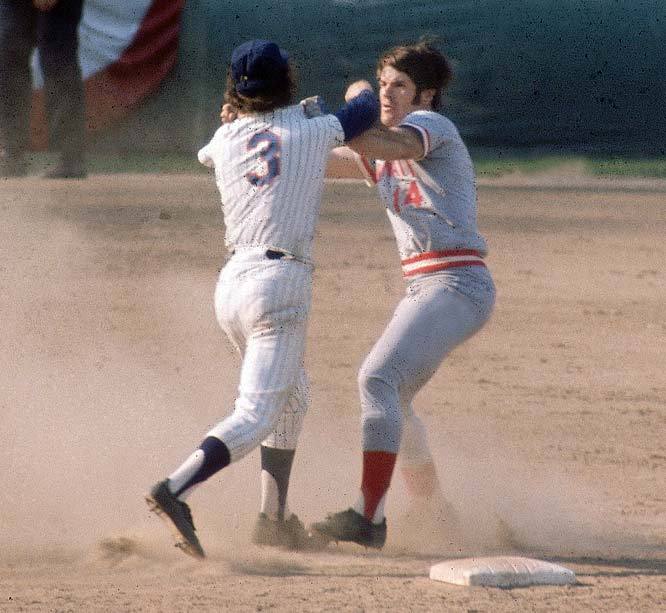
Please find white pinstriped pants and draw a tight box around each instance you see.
[208,248,312,462]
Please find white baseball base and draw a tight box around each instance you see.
[429,556,576,588]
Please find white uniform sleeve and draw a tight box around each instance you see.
[400,111,458,158]
[309,113,346,149]
[197,127,226,168]
[197,145,214,168]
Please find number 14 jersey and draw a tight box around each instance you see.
[198,104,344,263]
[357,110,488,269]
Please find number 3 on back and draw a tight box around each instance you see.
[246,130,281,187]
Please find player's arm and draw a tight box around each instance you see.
[302,89,379,179]
[346,124,425,162]
[342,80,425,161]
[301,89,379,142]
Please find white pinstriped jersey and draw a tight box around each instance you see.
[198,104,345,262]
[357,110,488,275]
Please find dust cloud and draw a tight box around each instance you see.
[1,177,662,572]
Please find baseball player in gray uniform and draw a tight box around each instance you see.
[311,41,496,549]
[145,39,378,558]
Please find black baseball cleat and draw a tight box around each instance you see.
[145,480,205,559]
[252,513,328,551]
[43,163,87,179]
[311,508,387,549]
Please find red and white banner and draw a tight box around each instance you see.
[30,0,185,149]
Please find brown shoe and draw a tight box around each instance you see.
[43,156,87,179]
[0,153,27,178]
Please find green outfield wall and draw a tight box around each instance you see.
[93,0,666,155]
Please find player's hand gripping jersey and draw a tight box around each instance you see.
[198,105,344,263]
[357,110,488,277]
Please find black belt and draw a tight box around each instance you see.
[229,248,287,259]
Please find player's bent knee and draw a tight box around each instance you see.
[358,367,400,406]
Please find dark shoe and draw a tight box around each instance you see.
[0,154,27,178]
[311,508,387,549]
[43,158,87,179]
[145,480,205,559]
[252,513,328,551]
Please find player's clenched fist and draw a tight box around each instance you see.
[345,80,374,102]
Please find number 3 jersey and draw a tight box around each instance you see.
[198,104,345,262]
[356,110,489,277]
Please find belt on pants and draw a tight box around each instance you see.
[229,247,288,260]
[401,249,486,277]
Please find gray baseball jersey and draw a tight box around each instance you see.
[353,110,495,465]
[357,110,488,277]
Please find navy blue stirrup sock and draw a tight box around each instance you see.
[173,436,231,498]
[261,446,295,521]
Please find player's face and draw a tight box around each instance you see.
[378,65,425,127]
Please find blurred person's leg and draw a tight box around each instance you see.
[37,0,86,178]
[0,0,35,176]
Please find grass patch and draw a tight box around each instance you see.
[22,150,666,178]
[472,153,579,177]
[472,151,666,178]
[585,157,666,178]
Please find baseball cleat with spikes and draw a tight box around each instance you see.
[311,508,387,549]
[145,480,205,559]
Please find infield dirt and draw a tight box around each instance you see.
[0,173,664,611]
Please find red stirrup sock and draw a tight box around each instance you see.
[361,451,397,521]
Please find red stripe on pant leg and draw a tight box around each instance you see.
[361,451,397,521]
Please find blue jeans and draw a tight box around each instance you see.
[0,0,84,159]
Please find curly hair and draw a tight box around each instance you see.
[223,64,296,114]
[377,40,453,110]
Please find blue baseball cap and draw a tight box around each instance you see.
[231,39,289,95]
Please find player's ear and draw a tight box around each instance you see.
[220,103,238,124]
[419,88,436,108]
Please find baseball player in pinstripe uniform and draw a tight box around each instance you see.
[145,39,378,559]
[310,41,496,549]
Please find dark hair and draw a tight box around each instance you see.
[377,40,453,110]
[223,64,296,113]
